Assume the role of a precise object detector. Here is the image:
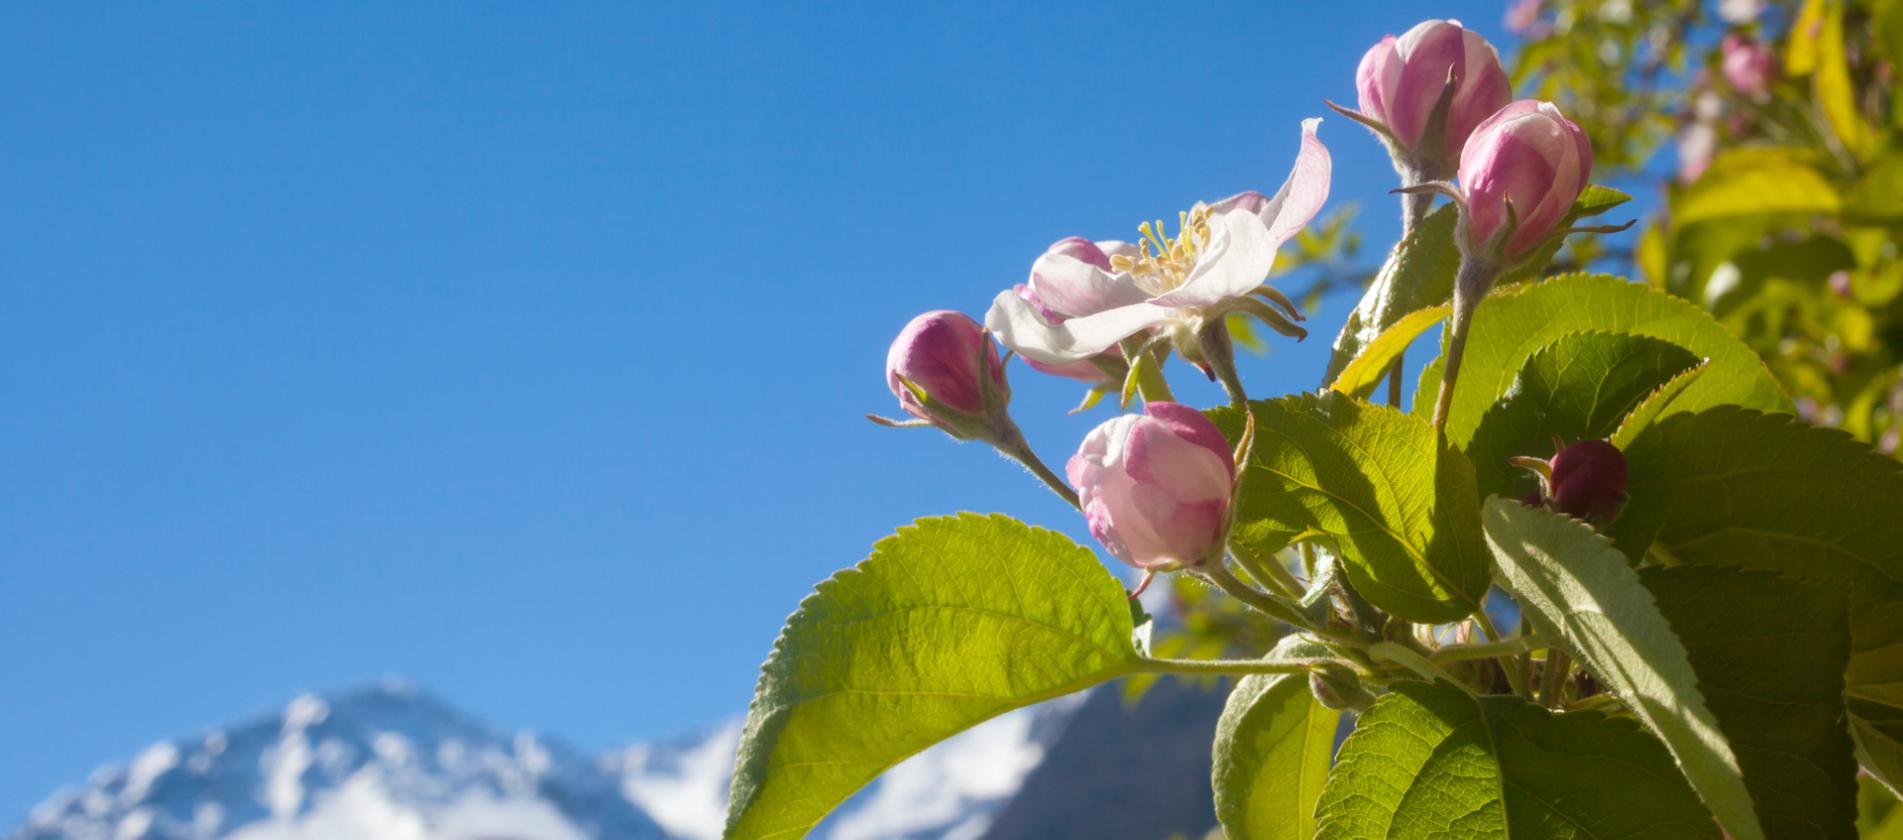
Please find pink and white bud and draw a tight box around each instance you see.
[1067,402,1235,571]
[1504,0,1547,36]
[1721,34,1775,97]
[1457,100,1593,262]
[1356,20,1511,176]
[885,310,1008,437]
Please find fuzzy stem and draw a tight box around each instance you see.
[1138,656,1328,677]
[1197,564,1325,635]
[994,428,1080,510]
[1431,258,1502,430]
[1400,186,1435,237]
[1431,635,1540,664]
[1199,320,1248,409]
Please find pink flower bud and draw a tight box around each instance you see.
[1067,403,1235,570]
[1357,20,1511,174]
[1721,34,1775,97]
[885,311,1007,434]
[1458,100,1593,261]
[1548,439,1627,522]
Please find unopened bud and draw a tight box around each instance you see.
[1548,439,1628,522]
[1457,100,1593,263]
[1356,20,1511,178]
[1308,663,1375,712]
[1067,403,1235,571]
[883,310,1010,440]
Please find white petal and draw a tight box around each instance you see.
[1146,208,1275,308]
[986,289,1174,365]
[1027,252,1151,318]
[1252,118,1333,244]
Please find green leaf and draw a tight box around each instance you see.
[1213,393,1490,623]
[1323,188,1632,394]
[1571,184,1634,218]
[1673,148,1842,226]
[1322,204,1460,389]
[1482,498,1761,840]
[1466,331,1701,500]
[723,514,1143,839]
[1642,566,1858,840]
[1605,407,1903,590]
[1329,305,1449,401]
[1815,0,1874,159]
[1435,273,1791,448]
[1610,364,1707,449]
[1314,680,1720,839]
[1850,595,1903,796]
[1212,635,1341,840]
[1846,153,1903,224]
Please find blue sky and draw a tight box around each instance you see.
[1,0,1510,819]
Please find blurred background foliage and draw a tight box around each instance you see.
[1521,0,1903,452]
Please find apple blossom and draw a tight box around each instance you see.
[883,310,1009,440]
[1067,402,1235,571]
[1457,100,1593,263]
[1354,20,1511,180]
[984,120,1330,373]
[1721,34,1774,97]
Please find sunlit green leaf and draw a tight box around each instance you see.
[1432,273,1790,448]
[1315,680,1720,839]
[1482,498,1761,840]
[724,514,1144,840]
[1673,148,1841,226]
[1815,0,1874,158]
[1213,393,1490,623]
[1211,635,1340,840]
[1329,305,1448,400]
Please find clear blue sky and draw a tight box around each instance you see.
[0,0,1509,820]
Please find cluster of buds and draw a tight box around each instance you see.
[871,16,1621,616]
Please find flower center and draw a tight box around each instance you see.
[1110,206,1213,295]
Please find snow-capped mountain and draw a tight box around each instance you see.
[11,681,671,840]
[8,681,1094,840]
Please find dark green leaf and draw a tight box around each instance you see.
[1213,393,1490,623]
[1466,331,1701,500]
[1605,407,1903,590]
[1483,498,1761,840]
[1643,566,1858,840]
[1315,681,1720,839]
[723,514,1144,839]
[1850,595,1903,797]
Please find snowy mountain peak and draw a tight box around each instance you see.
[12,681,1109,840]
[14,682,669,840]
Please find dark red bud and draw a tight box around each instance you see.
[1548,439,1628,522]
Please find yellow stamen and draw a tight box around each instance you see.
[1115,206,1214,294]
